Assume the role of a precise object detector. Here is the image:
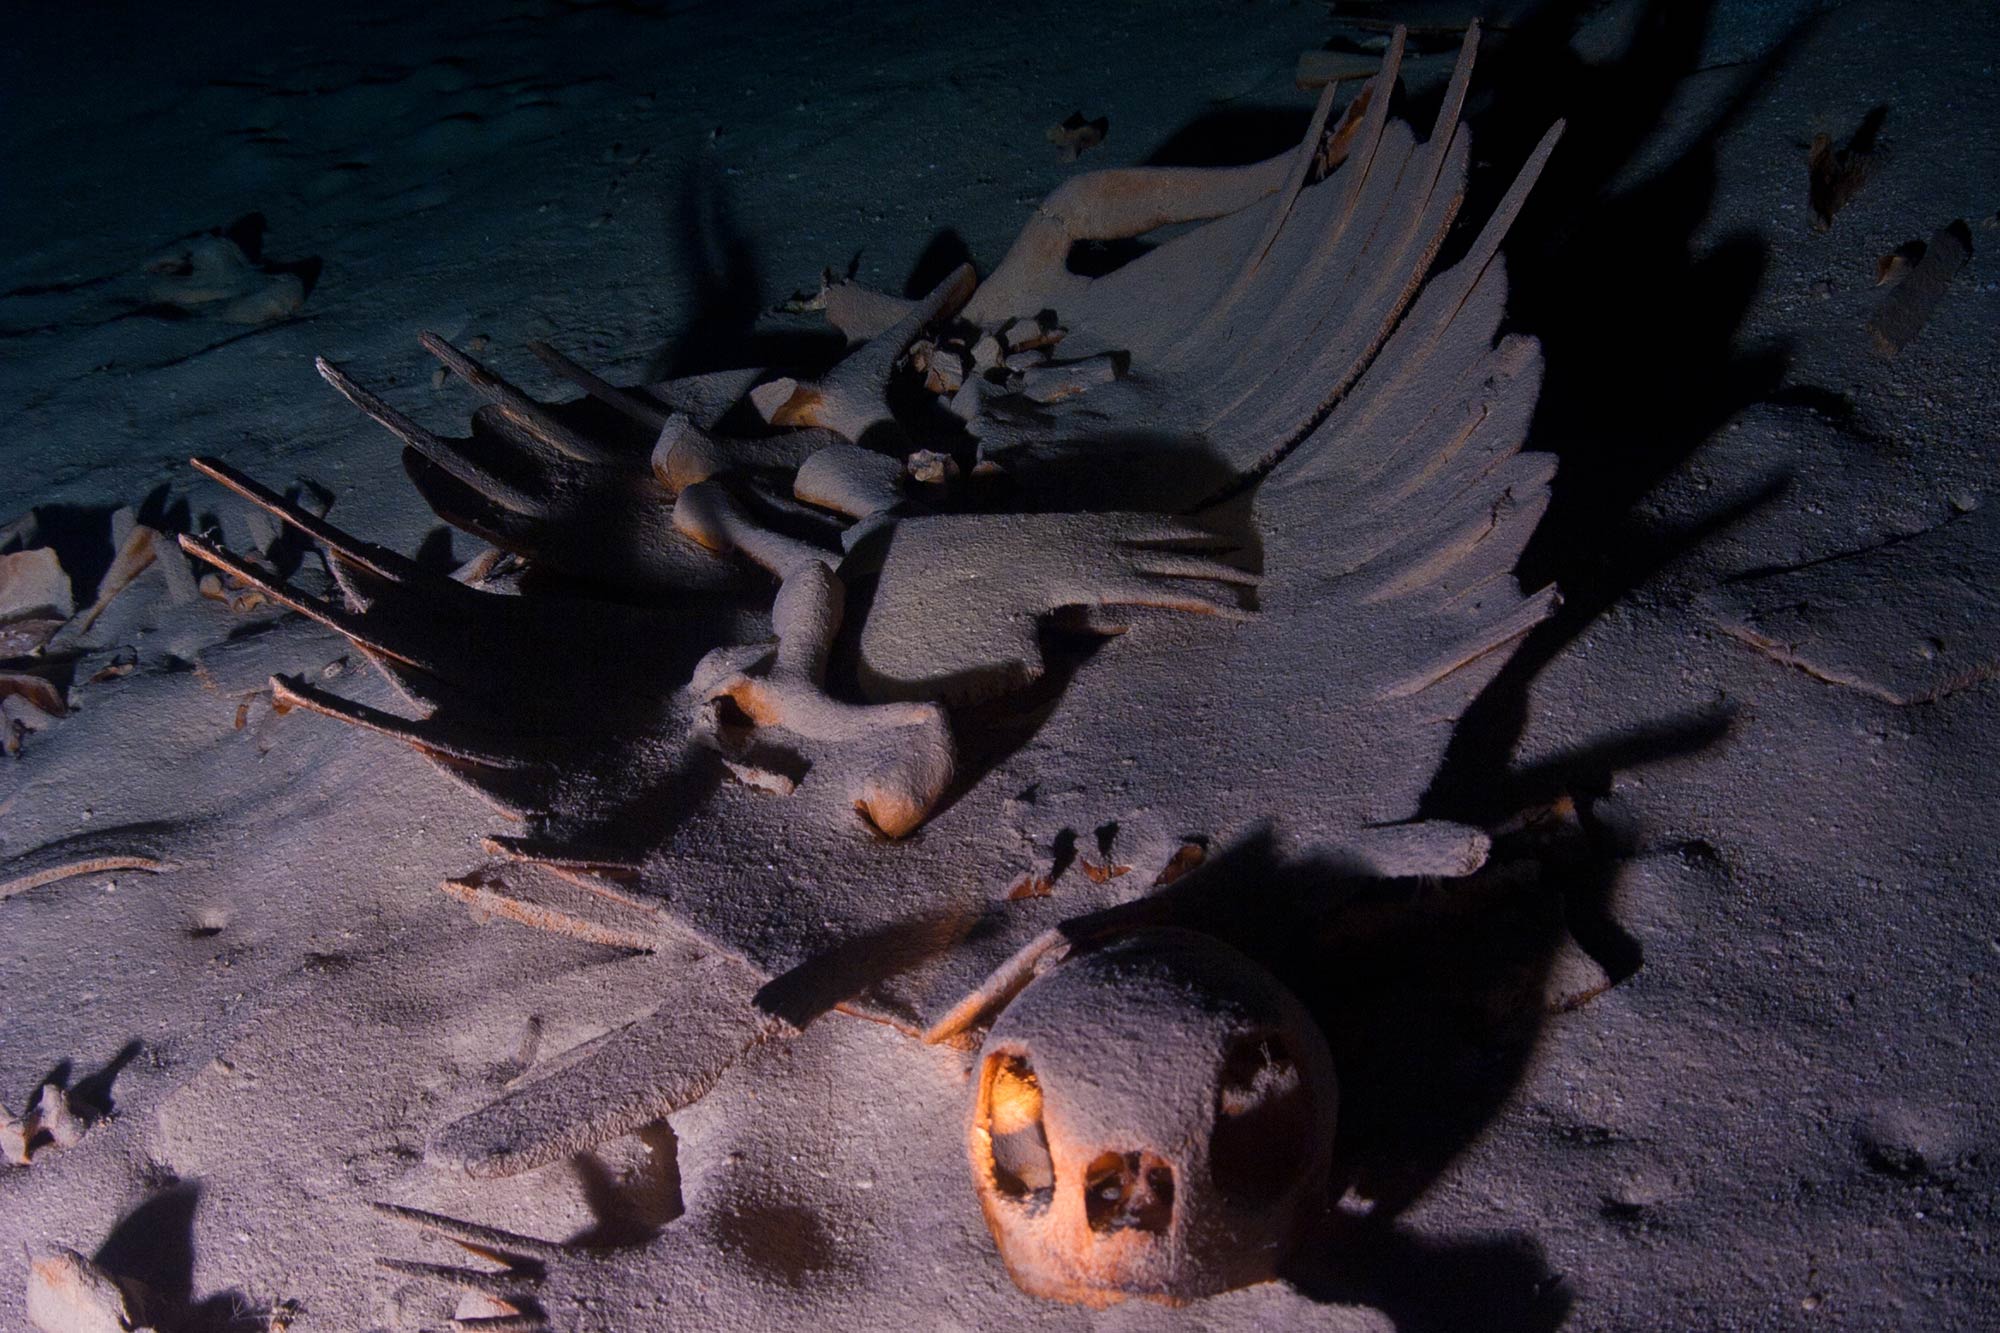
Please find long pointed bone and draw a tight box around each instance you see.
[317,357,545,516]
[527,339,670,431]
[419,332,619,464]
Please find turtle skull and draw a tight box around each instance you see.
[966,928,1336,1306]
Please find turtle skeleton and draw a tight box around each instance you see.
[176,22,1562,1313]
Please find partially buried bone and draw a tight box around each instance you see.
[428,947,777,1177]
[856,511,1256,705]
[372,1202,568,1330]
[321,344,740,596]
[672,481,836,580]
[962,149,1299,326]
[25,1247,154,1333]
[650,411,831,494]
[823,279,918,344]
[694,562,953,838]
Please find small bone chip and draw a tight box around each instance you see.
[1868,220,1972,357]
[1047,112,1108,162]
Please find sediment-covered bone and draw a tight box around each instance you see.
[791,442,907,520]
[0,546,73,627]
[750,264,975,441]
[141,230,303,325]
[177,456,753,826]
[822,280,918,345]
[671,480,836,579]
[856,512,1255,705]
[25,1247,154,1333]
[372,1202,574,1331]
[429,946,776,1178]
[318,346,744,595]
[695,562,953,837]
[968,928,1336,1307]
[650,411,833,494]
[1867,219,1972,357]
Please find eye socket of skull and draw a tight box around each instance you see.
[978,1051,1055,1205]
[1209,1031,1312,1208]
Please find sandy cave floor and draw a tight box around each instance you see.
[2,1,1998,1329]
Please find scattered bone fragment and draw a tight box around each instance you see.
[1807,104,1886,230]
[143,231,303,324]
[695,562,953,837]
[1545,931,1617,1013]
[920,344,966,394]
[905,449,958,485]
[1015,353,1122,404]
[0,547,73,626]
[33,1083,89,1150]
[25,1247,154,1333]
[1,672,67,755]
[1007,873,1055,901]
[1047,112,1108,162]
[0,672,65,718]
[2,1083,91,1165]
[1875,237,1927,286]
[1867,219,1972,357]
[1000,315,1064,354]
[199,575,264,612]
[778,266,839,314]
[0,615,66,657]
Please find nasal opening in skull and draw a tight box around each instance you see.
[1084,1150,1175,1235]
[1210,1032,1311,1206]
[981,1053,1055,1203]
